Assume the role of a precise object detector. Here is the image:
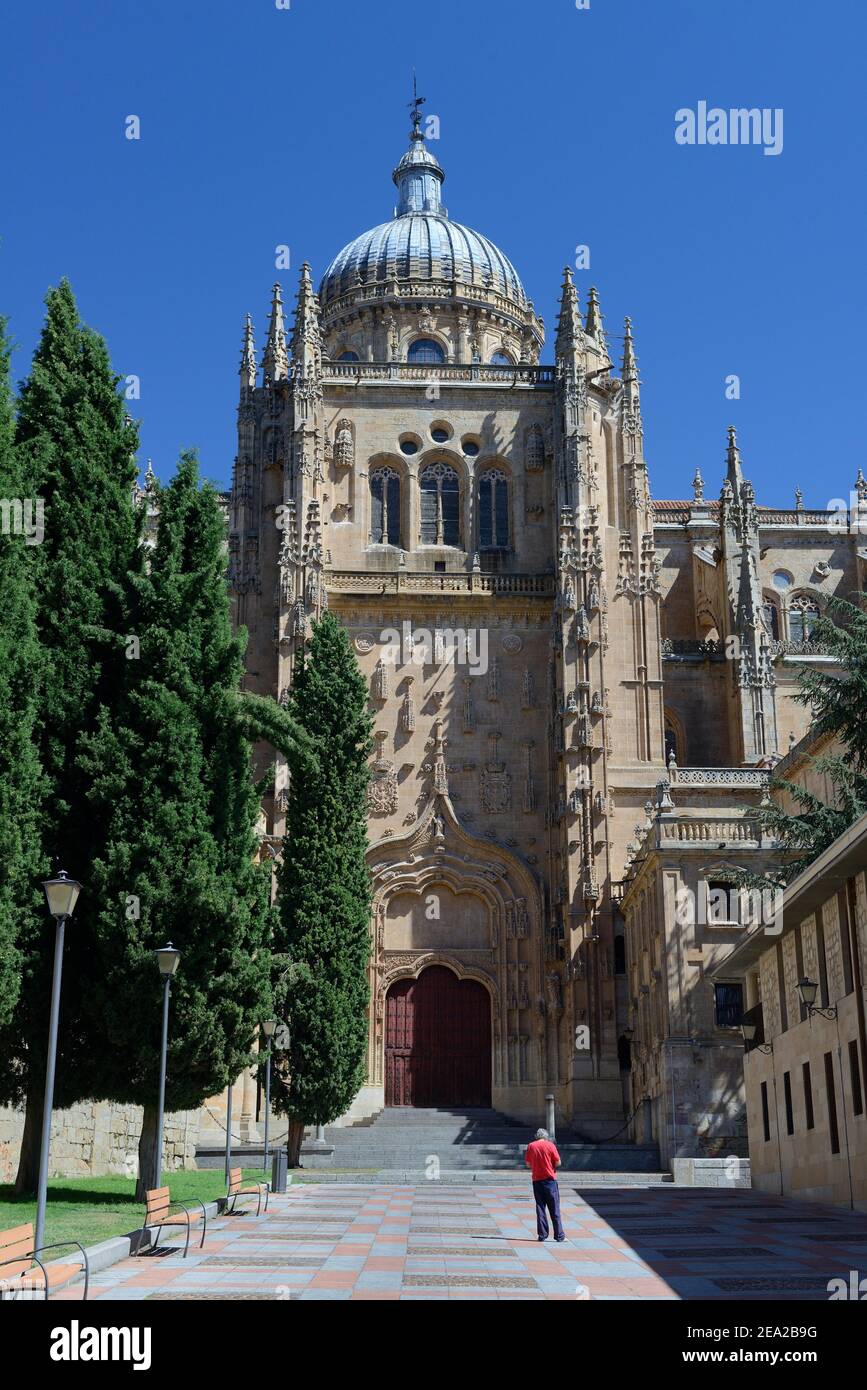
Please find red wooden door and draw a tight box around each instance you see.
[385,966,491,1107]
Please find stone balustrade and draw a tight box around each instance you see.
[322,361,555,387]
[328,570,556,597]
[669,766,771,788]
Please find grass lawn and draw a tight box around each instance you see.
[0,1169,270,1252]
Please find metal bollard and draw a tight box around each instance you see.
[271,1146,289,1194]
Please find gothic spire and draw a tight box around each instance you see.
[290,262,323,369]
[556,266,584,359]
[262,283,288,385]
[621,316,639,384]
[725,424,744,493]
[239,313,257,391]
[619,317,644,468]
[585,286,607,356]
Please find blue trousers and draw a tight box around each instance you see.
[533,1177,565,1240]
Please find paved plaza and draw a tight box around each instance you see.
[49,1182,867,1302]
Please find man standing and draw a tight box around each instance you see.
[525,1127,565,1242]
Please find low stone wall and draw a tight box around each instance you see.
[0,1101,200,1183]
[672,1156,751,1188]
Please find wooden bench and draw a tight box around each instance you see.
[226,1167,270,1217]
[139,1186,207,1258]
[0,1223,89,1300]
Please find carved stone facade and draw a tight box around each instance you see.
[227,113,863,1132]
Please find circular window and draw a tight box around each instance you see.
[400,439,419,456]
[772,570,793,591]
[462,439,480,457]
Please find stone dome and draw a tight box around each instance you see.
[318,124,528,312]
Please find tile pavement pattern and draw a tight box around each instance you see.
[51,1184,867,1302]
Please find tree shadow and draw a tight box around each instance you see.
[0,1183,138,1207]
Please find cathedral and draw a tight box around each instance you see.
[227,104,864,1142]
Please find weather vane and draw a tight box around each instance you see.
[408,69,426,136]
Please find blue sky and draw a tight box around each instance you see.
[2,0,864,504]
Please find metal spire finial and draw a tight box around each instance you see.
[408,70,426,139]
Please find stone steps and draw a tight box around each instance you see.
[315,1105,661,1172]
[195,1105,664,1176]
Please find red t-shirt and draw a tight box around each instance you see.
[525,1138,561,1181]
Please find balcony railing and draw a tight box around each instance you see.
[322,361,555,387]
[327,570,556,597]
[659,817,764,845]
[768,639,832,658]
[669,767,771,789]
[758,510,837,527]
[321,277,537,323]
[661,638,725,659]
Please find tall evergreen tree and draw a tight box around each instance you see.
[748,591,867,886]
[271,612,373,1166]
[0,283,141,1192]
[79,452,300,1197]
[0,318,45,1033]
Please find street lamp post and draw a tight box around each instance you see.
[152,943,181,1190]
[261,1020,277,1173]
[35,871,82,1254]
[224,1083,233,1183]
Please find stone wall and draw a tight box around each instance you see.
[0,1101,200,1183]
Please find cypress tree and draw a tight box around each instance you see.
[271,612,373,1165]
[0,283,140,1192]
[0,318,45,1033]
[80,452,289,1197]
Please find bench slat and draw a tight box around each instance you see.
[0,1222,34,1250]
[1,1239,35,1263]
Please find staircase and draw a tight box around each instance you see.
[306,1107,668,1183]
[196,1106,669,1183]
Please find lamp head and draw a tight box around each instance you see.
[797,977,818,1010]
[154,942,181,978]
[42,871,82,921]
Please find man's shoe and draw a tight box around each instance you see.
[555,1236,566,1243]
[538,1236,547,1242]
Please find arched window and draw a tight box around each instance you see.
[419,463,460,546]
[788,595,820,643]
[490,351,512,366]
[408,338,445,365]
[478,469,509,548]
[338,350,360,362]
[370,468,401,546]
[762,594,781,640]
